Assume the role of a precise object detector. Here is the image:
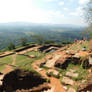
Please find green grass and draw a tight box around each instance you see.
[25,51,45,58]
[60,63,88,82]
[67,63,88,81]
[15,51,45,71]
[60,63,89,91]
[0,55,13,72]
[0,55,12,64]
[41,66,50,70]
[70,41,90,51]
[0,50,45,72]
[15,56,33,70]
[15,55,28,61]
[0,63,5,72]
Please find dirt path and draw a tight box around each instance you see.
[50,77,66,92]
[32,63,66,92]
[12,54,16,65]
[3,54,16,74]
[32,52,66,92]
[31,45,71,92]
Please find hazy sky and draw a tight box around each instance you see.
[0,0,89,26]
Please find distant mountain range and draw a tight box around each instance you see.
[0,22,86,28]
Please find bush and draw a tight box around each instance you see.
[20,37,28,46]
[8,42,15,50]
[46,79,50,83]
[46,71,60,78]
[54,74,60,79]
[46,72,51,77]
[41,66,50,70]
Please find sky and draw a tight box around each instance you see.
[0,0,89,26]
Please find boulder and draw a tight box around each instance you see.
[0,81,2,86]
[29,55,36,58]
[67,87,76,92]
[45,54,61,68]
[0,75,4,86]
[38,68,43,72]
[69,69,76,73]
[66,72,79,78]
[89,57,92,65]
[48,69,58,75]
[63,86,68,90]
[66,51,70,54]
[62,77,75,85]
[73,53,80,58]
[82,47,86,51]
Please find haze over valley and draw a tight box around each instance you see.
[0,22,87,49]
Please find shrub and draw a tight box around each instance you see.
[53,74,60,79]
[46,79,50,83]
[46,72,51,77]
[41,66,50,70]
[8,42,15,50]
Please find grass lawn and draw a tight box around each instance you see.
[24,51,45,58]
[15,55,34,70]
[15,51,45,71]
[0,55,12,64]
[0,55,13,72]
[0,50,45,72]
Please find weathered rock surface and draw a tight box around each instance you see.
[0,74,4,86]
[29,55,36,58]
[62,77,75,85]
[67,87,76,92]
[48,69,58,75]
[89,57,92,65]
[66,72,79,78]
[45,54,61,68]
[63,86,68,90]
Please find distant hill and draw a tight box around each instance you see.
[0,22,88,49]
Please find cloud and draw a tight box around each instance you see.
[79,0,89,4]
[47,10,64,17]
[59,1,64,6]
[46,0,58,2]
[0,0,65,24]
[69,7,83,16]
[63,8,68,11]
[0,0,53,23]
[70,0,74,2]
[55,11,64,17]
[70,12,78,16]
[0,0,86,26]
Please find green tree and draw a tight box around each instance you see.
[8,42,15,50]
[84,0,92,50]
[44,40,55,44]
[31,35,44,45]
[20,37,28,46]
[84,0,92,24]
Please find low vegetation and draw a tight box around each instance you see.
[69,41,90,51]
[46,71,60,79]
[60,63,89,91]
[0,50,45,72]
[0,55,13,72]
